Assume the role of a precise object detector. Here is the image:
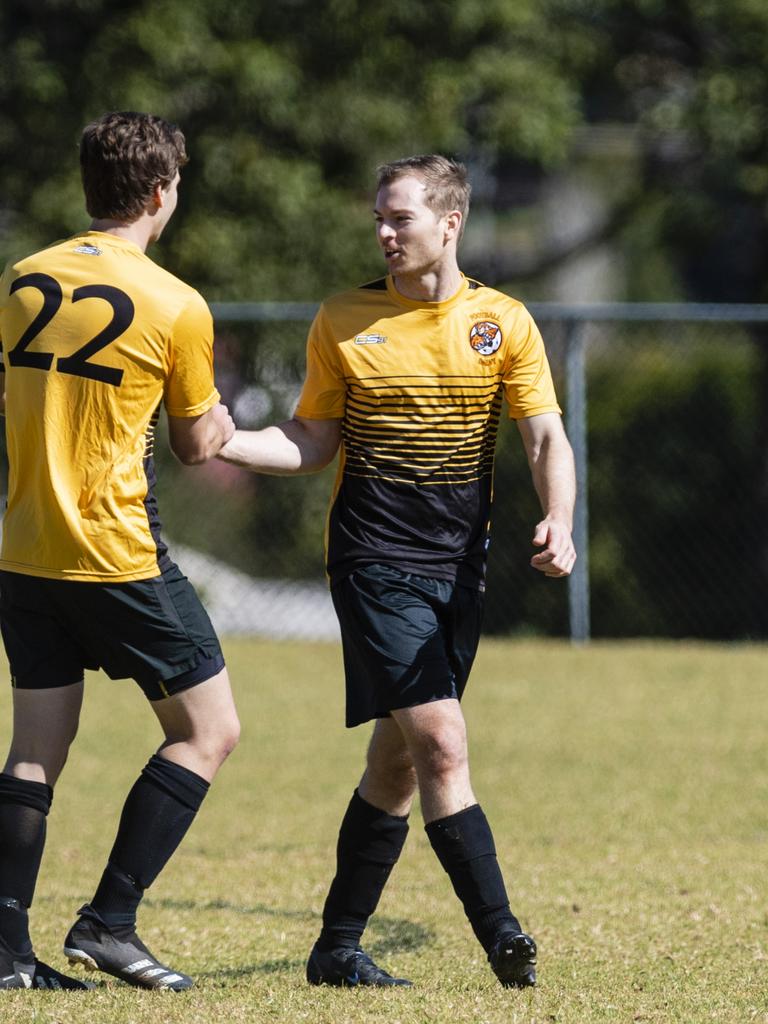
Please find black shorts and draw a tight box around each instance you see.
[331,563,484,728]
[0,563,225,702]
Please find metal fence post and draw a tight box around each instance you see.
[564,319,590,643]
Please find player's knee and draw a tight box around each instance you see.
[415,729,468,783]
[369,754,417,803]
[220,716,241,760]
[208,713,240,766]
[64,714,81,749]
[391,755,418,799]
[6,717,80,785]
[172,715,240,774]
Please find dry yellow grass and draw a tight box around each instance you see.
[0,638,765,1023]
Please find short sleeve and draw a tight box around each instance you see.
[294,305,346,419]
[502,305,562,419]
[164,293,220,417]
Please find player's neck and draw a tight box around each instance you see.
[391,262,463,303]
[87,217,155,253]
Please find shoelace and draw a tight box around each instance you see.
[347,950,391,980]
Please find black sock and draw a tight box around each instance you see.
[0,774,53,960]
[0,775,52,908]
[425,803,521,953]
[0,899,33,962]
[317,789,409,951]
[91,755,209,927]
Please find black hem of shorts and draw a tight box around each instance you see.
[145,652,226,702]
[347,692,460,729]
[11,667,86,690]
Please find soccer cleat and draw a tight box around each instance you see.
[0,957,93,990]
[306,943,412,987]
[488,931,537,988]
[0,897,92,990]
[63,904,193,991]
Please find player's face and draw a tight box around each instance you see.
[374,175,455,278]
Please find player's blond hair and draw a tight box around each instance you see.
[376,155,471,237]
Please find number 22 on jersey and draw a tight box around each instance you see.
[6,272,134,387]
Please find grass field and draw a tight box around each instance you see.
[0,638,766,1023]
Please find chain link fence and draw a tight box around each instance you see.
[545,304,768,642]
[5,302,767,642]
[152,300,768,641]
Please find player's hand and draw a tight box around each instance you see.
[530,517,576,578]
[212,402,236,447]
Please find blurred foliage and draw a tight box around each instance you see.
[0,0,596,298]
[586,331,761,639]
[3,0,768,298]
[579,0,768,304]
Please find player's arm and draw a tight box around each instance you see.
[517,412,577,578]
[167,402,235,465]
[220,303,343,474]
[217,415,342,475]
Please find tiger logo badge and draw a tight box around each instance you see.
[469,320,502,356]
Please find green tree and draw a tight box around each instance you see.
[0,0,596,296]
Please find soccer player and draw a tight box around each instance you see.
[219,156,576,988]
[0,111,240,991]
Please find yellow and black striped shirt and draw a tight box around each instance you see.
[296,275,561,587]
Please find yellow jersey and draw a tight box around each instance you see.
[0,230,219,581]
[295,274,561,587]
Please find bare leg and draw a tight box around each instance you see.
[390,698,475,823]
[358,717,418,816]
[4,682,84,785]
[150,667,240,780]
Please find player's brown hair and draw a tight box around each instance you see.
[376,155,471,237]
[80,111,188,222]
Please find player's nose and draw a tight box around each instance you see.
[377,221,396,242]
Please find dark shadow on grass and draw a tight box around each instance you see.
[144,898,437,954]
[54,897,436,980]
[144,897,316,921]
[166,905,437,982]
[366,915,436,956]
[197,959,303,982]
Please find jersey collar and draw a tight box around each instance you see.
[385,274,471,312]
[76,230,145,256]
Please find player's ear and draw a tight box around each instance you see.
[444,210,462,243]
[151,182,165,209]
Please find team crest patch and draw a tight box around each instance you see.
[469,321,502,356]
[354,333,387,345]
[72,244,102,256]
